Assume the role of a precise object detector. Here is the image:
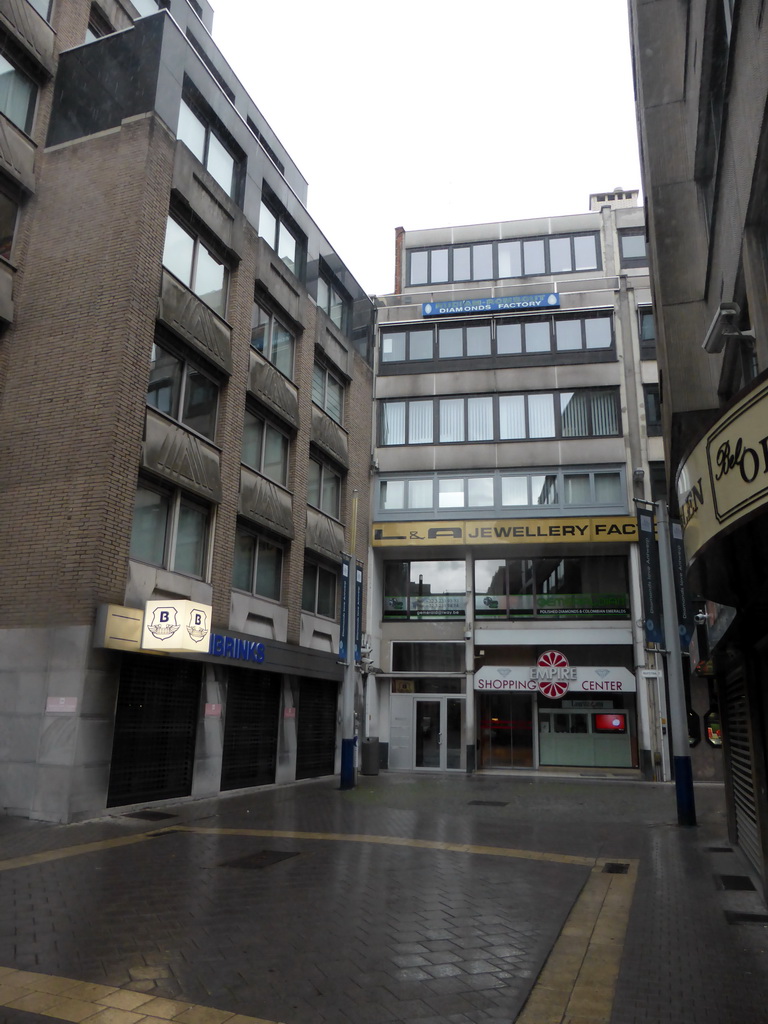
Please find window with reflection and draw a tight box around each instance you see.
[162,215,228,317]
[233,526,283,601]
[380,312,613,367]
[377,469,625,516]
[302,561,337,618]
[381,389,620,445]
[384,561,466,620]
[0,53,37,134]
[312,362,344,424]
[308,457,341,518]
[251,301,294,377]
[242,409,289,486]
[177,94,239,198]
[146,341,218,440]
[317,269,350,333]
[475,556,629,620]
[130,481,210,578]
[259,193,304,277]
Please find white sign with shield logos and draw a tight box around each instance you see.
[141,600,212,653]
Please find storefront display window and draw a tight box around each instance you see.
[474,555,629,619]
[384,561,466,619]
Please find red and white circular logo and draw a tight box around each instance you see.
[536,650,570,699]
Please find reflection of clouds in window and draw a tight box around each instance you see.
[410,561,466,594]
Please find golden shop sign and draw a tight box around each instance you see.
[371,516,638,547]
[677,378,768,561]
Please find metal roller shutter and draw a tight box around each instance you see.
[221,669,280,791]
[296,678,338,780]
[724,673,762,878]
[108,655,201,807]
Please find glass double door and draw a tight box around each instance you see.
[415,697,465,770]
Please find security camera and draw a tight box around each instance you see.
[702,302,740,354]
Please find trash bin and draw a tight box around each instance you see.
[360,737,380,776]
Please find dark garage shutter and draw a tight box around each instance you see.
[221,669,281,790]
[724,672,762,879]
[296,678,338,780]
[108,654,201,807]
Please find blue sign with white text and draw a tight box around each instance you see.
[422,294,560,317]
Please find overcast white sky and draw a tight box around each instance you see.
[208,0,641,297]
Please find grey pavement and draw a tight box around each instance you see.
[0,772,766,1024]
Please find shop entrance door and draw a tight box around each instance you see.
[415,697,465,770]
[479,693,535,768]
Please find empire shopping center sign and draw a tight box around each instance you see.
[474,651,636,696]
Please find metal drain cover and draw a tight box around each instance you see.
[725,911,768,924]
[124,811,177,821]
[716,874,756,891]
[468,800,509,807]
[602,862,630,874]
[220,850,300,869]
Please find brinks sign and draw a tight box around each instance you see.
[422,294,559,317]
[209,633,266,664]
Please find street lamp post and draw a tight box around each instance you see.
[339,490,358,790]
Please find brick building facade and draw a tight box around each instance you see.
[0,0,374,821]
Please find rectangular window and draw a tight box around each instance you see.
[302,561,337,618]
[260,196,303,277]
[162,215,228,318]
[251,300,294,377]
[0,189,19,260]
[233,527,283,601]
[147,341,218,440]
[644,384,662,435]
[241,409,289,486]
[308,458,341,518]
[312,363,344,423]
[129,482,210,578]
[639,308,656,360]
[29,0,52,18]
[384,561,466,620]
[0,53,36,134]
[474,555,629,620]
[317,270,350,333]
[619,229,648,266]
[177,95,238,198]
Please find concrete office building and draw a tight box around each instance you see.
[629,0,768,889]
[364,193,719,780]
[0,0,374,821]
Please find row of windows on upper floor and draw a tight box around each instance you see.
[376,467,628,517]
[379,389,622,446]
[129,477,339,618]
[405,229,648,287]
[384,556,631,622]
[380,309,656,366]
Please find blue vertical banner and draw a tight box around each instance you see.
[637,509,665,644]
[669,519,695,648]
[354,562,363,663]
[339,556,351,663]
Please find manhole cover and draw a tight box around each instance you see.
[716,874,756,891]
[220,850,300,869]
[468,801,509,807]
[123,811,176,821]
[602,862,630,874]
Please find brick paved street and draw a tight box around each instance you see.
[0,773,766,1024]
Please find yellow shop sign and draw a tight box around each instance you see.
[371,516,638,547]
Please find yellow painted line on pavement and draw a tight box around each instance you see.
[516,858,639,1024]
[169,825,596,866]
[0,833,164,873]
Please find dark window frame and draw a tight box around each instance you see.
[232,523,284,602]
[129,479,211,579]
[301,559,338,619]
[241,405,291,487]
[146,338,219,441]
